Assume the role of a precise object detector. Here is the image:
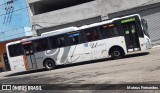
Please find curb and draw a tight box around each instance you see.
[152,45,160,49]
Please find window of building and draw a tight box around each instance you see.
[33,38,49,52]
[99,24,119,39]
[68,31,81,45]
[8,44,24,57]
[84,27,100,42]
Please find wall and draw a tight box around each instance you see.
[97,0,151,20]
[0,42,7,71]
[0,0,32,42]
[31,1,98,30]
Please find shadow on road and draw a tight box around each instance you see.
[5,69,46,77]
[124,52,150,58]
[5,52,149,77]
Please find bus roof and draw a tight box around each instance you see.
[41,27,78,36]
[79,14,140,30]
[22,14,140,42]
[22,27,78,42]
[6,40,21,47]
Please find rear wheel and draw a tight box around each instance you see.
[110,49,124,60]
[44,59,56,70]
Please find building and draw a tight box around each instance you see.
[0,0,33,72]
[28,0,160,45]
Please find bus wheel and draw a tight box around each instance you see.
[44,59,56,70]
[110,49,124,60]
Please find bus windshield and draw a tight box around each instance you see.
[142,19,150,37]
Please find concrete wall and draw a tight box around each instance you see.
[97,0,151,20]
[0,42,7,71]
[28,0,153,31]
[31,1,98,30]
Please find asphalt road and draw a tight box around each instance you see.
[0,47,160,93]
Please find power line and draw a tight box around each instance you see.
[0,6,29,17]
[0,0,21,7]
[0,0,27,16]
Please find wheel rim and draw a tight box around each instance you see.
[46,61,53,68]
[114,51,120,57]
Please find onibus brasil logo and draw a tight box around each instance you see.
[1,85,42,91]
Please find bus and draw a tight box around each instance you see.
[6,14,151,71]
[6,41,26,71]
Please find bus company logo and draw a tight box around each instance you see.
[1,85,42,91]
[2,85,11,90]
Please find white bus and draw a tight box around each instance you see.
[6,41,27,71]
[6,14,151,71]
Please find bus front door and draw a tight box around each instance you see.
[23,43,37,70]
[123,22,140,52]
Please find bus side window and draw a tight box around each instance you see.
[8,44,23,57]
[56,35,66,48]
[84,27,100,42]
[110,27,119,37]
[68,31,81,45]
[99,24,119,39]
[49,36,57,49]
[34,38,49,52]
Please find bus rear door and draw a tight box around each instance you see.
[22,41,37,70]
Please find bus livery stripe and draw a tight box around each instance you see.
[23,55,28,70]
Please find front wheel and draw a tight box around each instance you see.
[44,59,56,70]
[110,49,124,60]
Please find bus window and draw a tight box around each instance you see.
[84,27,100,42]
[99,24,119,39]
[49,36,57,49]
[23,43,33,55]
[68,31,81,45]
[8,44,23,57]
[56,35,66,48]
[34,38,49,52]
[49,34,66,49]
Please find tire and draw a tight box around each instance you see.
[44,59,56,70]
[110,49,124,60]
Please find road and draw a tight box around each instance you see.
[0,47,160,93]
